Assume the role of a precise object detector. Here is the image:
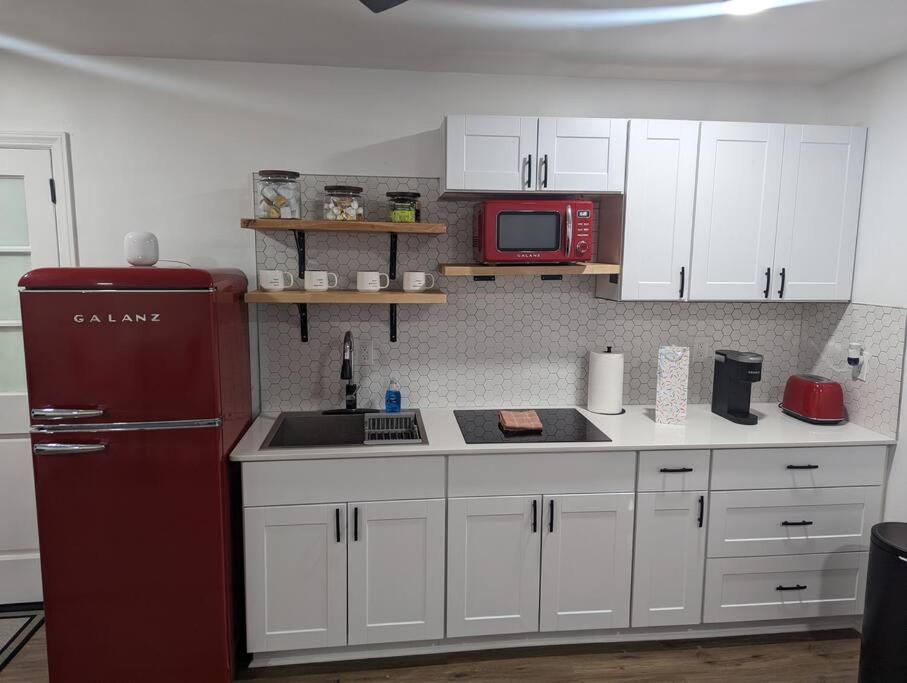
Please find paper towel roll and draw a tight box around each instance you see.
[587,348,624,415]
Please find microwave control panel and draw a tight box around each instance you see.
[573,206,594,259]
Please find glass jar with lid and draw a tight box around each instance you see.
[323,185,364,221]
[254,170,301,219]
[387,192,421,223]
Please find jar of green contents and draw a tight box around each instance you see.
[387,192,420,223]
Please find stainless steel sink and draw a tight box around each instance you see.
[261,410,426,449]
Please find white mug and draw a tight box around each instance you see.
[258,270,295,292]
[304,271,339,291]
[403,271,436,292]
[356,271,390,292]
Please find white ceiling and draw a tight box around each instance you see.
[2,0,906,83]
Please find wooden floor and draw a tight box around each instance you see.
[0,627,861,682]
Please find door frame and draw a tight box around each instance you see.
[0,132,78,268]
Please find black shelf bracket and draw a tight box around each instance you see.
[294,231,308,342]
[389,304,398,343]
[540,274,563,281]
[389,233,398,280]
[473,275,496,282]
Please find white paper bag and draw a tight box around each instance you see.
[656,346,690,424]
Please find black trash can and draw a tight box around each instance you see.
[859,522,907,682]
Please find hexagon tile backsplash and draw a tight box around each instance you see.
[255,175,906,437]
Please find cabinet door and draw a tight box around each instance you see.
[447,495,541,637]
[537,117,627,192]
[632,492,706,628]
[444,115,536,192]
[690,122,785,300]
[348,499,445,645]
[773,125,866,301]
[620,120,700,300]
[539,493,634,631]
[244,504,346,652]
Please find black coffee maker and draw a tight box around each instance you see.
[712,350,763,425]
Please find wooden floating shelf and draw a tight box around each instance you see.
[241,219,446,235]
[246,290,447,305]
[438,263,620,276]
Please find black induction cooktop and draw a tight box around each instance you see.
[454,408,611,445]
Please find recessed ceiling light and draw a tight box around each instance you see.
[724,0,775,15]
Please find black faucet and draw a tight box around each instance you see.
[341,330,357,410]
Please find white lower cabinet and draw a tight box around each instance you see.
[703,552,868,623]
[348,499,445,645]
[540,493,634,631]
[245,498,445,653]
[632,491,707,627]
[447,495,542,638]
[447,493,635,638]
[244,503,347,652]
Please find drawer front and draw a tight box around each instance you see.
[708,487,881,557]
[448,451,635,497]
[242,457,445,507]
[638,450,711,492]
[711,446,886,490]
[703,552,867,623]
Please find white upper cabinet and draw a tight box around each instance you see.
[447,495,542,638]
[539,493,634,632]
[690,122,785,301]
[536,117,627,192]
[348,499,445,645]
[773,125,866,301]
[443,115,536,192]
[617,120,700,301]
[442,115,626,194]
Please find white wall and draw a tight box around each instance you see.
[0,54,840,279]
[821,53,907,521]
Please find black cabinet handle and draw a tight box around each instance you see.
[679,266,685,299]
[542,154,549,188]
[335,508,341,543]
[660,467,694,473]
[777,267,787,298]
[787,464,819,470]
[353,506,359,541]
[776,584,807,591]
[697,495,705,528]
[526,153,532,188]
[763,267,771,299]
[549,499,555,533]
[531,499,538,533]
[781,520,814,527]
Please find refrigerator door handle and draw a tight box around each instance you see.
[31,418,222,434]
[31,408,105,420]
[34,443,107,455]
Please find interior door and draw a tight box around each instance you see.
[447,495,541,637]
[244,503,347,652]
[632,491,707,627]
[620,120,700,300]
[690,122,784,300]
[539,493,634,631]
[0,147,59,605]
[444,115,537,191]
[536,117,627,192]
[773,125,866,301]
[348,499,445,645]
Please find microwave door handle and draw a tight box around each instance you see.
[565,204,573,257]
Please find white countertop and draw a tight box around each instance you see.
[229,403,895,462]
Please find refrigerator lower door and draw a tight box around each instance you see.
[31,425,233,683]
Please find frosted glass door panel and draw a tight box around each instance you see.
[0,254,30,321]
[0,329,26,392]
[0,178,29,246]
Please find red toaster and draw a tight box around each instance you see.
[780,374,847,424]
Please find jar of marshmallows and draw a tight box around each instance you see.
[323,185,365,221]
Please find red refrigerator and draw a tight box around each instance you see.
[18,267,251,683]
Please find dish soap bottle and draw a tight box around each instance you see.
[384,379,402,413]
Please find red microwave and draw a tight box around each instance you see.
[473,199,594,264]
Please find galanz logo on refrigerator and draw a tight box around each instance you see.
[73,313,161,323]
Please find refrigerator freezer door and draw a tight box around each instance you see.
[32,426,233,682]
[20,290,222,424]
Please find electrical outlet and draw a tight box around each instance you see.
[359,337,374,366]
